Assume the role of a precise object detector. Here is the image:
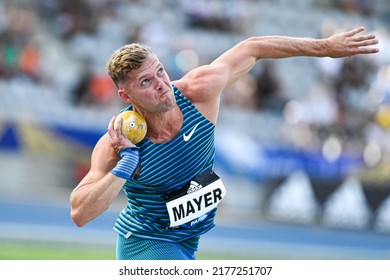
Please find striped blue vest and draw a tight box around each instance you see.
[114,85,217,242]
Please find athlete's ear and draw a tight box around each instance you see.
[118,88,133,103]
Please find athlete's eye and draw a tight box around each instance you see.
[141,79,150,86]
[157,68,164,75]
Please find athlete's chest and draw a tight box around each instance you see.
[127,89,216,192]
[134,115,215,190]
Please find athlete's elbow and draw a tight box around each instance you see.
[242,37,264,59]
[70,202,105,227]
[70,208,87,227]
[70,191,88,227]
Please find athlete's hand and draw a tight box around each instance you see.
[107,116,136,154]
[326,26,379,58]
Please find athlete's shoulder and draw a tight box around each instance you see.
[172,72,210,104]
[173,70,220,124]
[171,80,187,95]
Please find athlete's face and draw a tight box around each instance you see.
[119,54,175,113]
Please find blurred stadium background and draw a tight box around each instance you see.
[1,0,390,259]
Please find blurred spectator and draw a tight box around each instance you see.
[72,58,94,105]
[72,59,116,106]
[337,0,375,16]
[19,42,41,82]
[253,61,286,112]
[220,73,257,109]
[183,0,252,33]
[332,56,378,130]
[334,56,376,93]
[89,72,116,104]
[0,30,20,78]
[51,0,98,41]
[316,0,376,16]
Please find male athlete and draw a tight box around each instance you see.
[70,26,379,259]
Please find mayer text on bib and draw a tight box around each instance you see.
[166,179,226,227]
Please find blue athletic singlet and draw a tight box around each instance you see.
[113,84,218,246]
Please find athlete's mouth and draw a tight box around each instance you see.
[160,89,170,97]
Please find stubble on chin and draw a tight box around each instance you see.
[163,89,176,110]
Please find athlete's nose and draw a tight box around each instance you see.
[155,77,165,91]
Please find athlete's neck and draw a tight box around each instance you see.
[141,105,183,144]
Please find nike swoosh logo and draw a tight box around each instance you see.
[183,122,200,142]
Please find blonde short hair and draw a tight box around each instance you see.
[107,43,153,87]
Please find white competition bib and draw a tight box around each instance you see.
[165,171,226,228]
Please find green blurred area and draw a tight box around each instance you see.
[0,241,115,260]
[0,241,268,260]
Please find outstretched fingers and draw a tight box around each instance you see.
[343,27,380,54]
[345,26,366,38]
[354,46,380,54]
[353,33,377,42]
[349,37,378,47]
[328,26,380,58]
[348,38,379,54]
